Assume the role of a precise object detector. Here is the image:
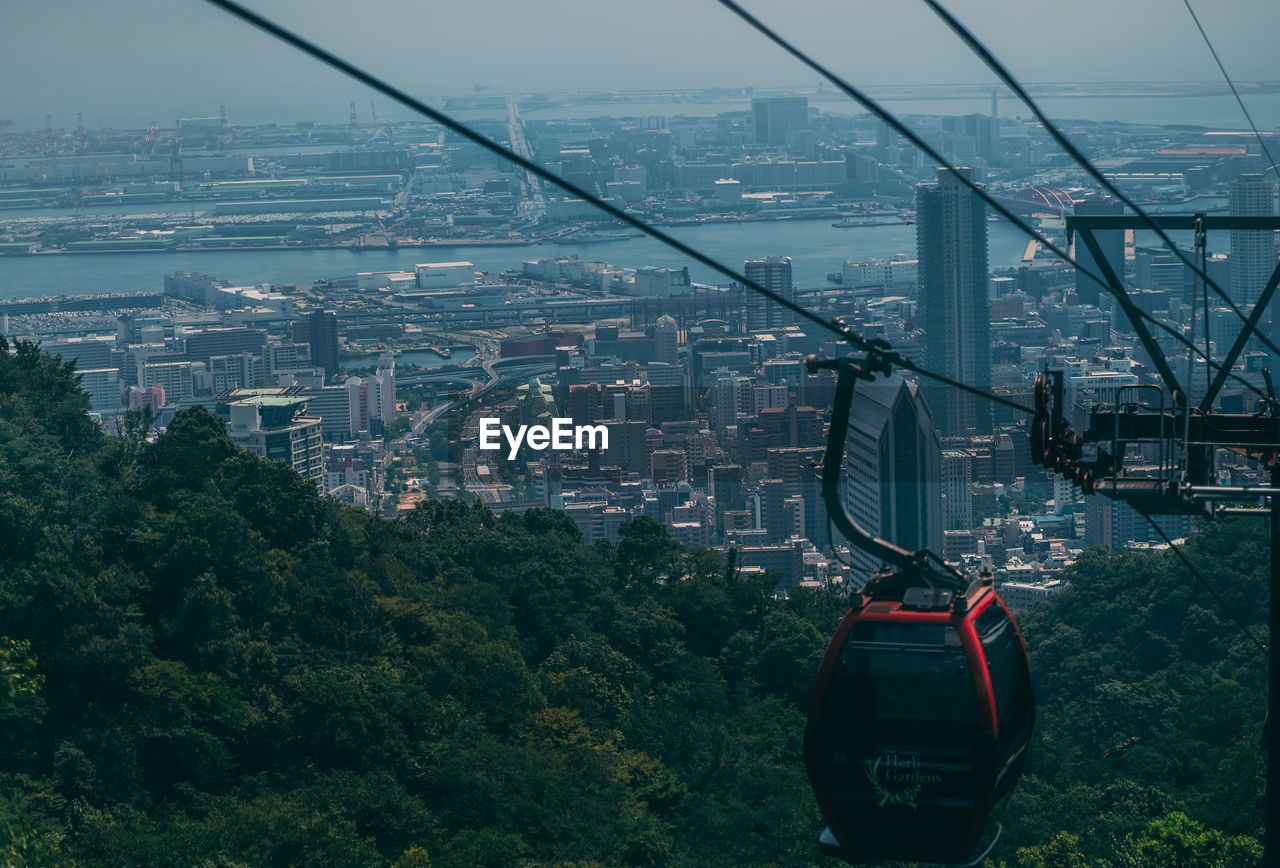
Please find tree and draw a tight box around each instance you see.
[1112,812,1262,868]
[0,339,1267,867]
[141,406,238,500]
[0,638,41,703]
[615,517,680,588]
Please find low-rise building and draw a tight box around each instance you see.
[228,396,323,485]
[997,578,1068,615]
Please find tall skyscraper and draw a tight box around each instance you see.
[709,372,753,430]
[294,310,339,376]
[917,167,991,435]
[370,351,397,432]
[743,256,794,332]
[942,450,973,531]
[767,446,826,547]
[1228,173,1277,309]
[654,314,678,365]
[751,97,808,148]
[1072,198,1124,308]
[710,463,745,537]
[841,375,943,587]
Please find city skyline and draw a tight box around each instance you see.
[1,14,1277,567]
[3,0,1279,131]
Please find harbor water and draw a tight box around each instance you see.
[0,219,1038,301]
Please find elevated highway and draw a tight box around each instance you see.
[407,355,556,433]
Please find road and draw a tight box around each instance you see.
[507,101,545,224]
[407,356,556,436]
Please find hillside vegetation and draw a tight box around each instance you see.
[0,336,1266,866]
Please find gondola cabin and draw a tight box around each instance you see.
[804,570,1034,865]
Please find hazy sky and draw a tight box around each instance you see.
[3,0,1277,131]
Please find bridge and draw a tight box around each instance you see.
[507,102,545,223]
[985,186,1075,219]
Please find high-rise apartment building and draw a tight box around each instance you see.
[760,478,791,544]
[651,449,688,486]
[78,368,122,411]
[917,167,991,435]
[743,256,794,332]
[357,351,398,435]
[766,446,825,546]
[942,450,973,531]
[646,361,689,425]
[209,352,261,394]
[709,372,753,431]
[142,360,195,402]
[127,383,167,414]
[1229,173,1277,309]
[44,338,113,371]
[302,378,366,441]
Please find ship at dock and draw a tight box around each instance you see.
[831,217,914,228]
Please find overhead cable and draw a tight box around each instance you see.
[713,0,1262,401]
[200,0,834,339]
[199,0,1034,416]
[919,0,1280,363]
[1143,514,1268,657]
[1183,0,1280,185]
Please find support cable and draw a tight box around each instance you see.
[714,0,1276,646]
[199,0,1035,417]
[920,0,1280,363]
[1201,223,1212,397]
[200,0,830,338]
[833,320,1034,415]
[1143,513,1268,657]
[1183,0,1280,185]
[712,0,1263,402]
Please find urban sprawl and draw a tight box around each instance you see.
[2,86,1276,614]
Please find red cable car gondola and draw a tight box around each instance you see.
[805,354,1035,865]
[805,568,1034,864]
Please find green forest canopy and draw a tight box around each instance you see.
[0,335,1267,866]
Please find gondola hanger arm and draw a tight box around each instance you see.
[808,352,967,591]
